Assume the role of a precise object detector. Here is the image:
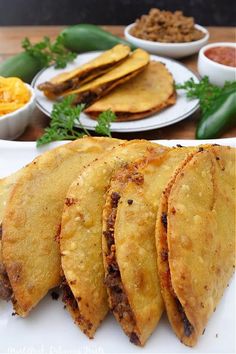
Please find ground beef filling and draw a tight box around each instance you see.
[74,91,99,105]
[103,192,141,346]
[38,81,72,95]
[162,211,194,337]
[61,276,78,311]
[0,224,13,300]
[0,263,12,301]
[38,63,117,95]
[130,8,205,43]
[61,276,94,336]
[175,298,194,337]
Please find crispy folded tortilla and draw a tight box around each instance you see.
[156,146,236,347]
[38,44,131,98]
[0,170,24,301]
[86,61,176,121]
[2,137,120,316]
[60,140,168,338]
[65,48,150,106]
[102,147,195,346]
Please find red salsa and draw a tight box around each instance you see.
[205,46,236,67]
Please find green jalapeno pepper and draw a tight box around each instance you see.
[61,24,136,52]
[0,52,44,83]
[196,89,236,139]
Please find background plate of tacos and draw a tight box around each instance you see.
[32,51,199,132]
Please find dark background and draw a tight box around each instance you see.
[0,0,236,26]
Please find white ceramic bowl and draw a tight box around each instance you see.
[124,23,209,58]
[198,42,236,86]
[0,84,35,140]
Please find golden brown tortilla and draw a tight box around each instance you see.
[102,147,194,346]
[156,146,236,347]
[85,61,176,121]
[60,140,167,338]
[0,173,20,227]
[38,44,131,98]
[65,48,150,106]
[2,137,120,316]
[0,170,24,301]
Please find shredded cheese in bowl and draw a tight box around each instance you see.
[0,76,31,116]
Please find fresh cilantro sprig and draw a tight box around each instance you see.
[22,35,77,69]
[95,110,116,137]
[36,96,116,147]
[176,77,236,115]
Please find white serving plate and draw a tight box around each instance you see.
[32,52,199,133]
[124,24,209,59]
[0,138,235,354]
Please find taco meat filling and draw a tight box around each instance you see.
[0,263,12,301]
[0,224,13,300]
[61,276,78,311]
[103,192,141,346]
[38,63,121,96]
[73,82,114,105]
[61,276,94,337]
[175,298,194,337]
[38,80,72,95]
[161,209,194,337]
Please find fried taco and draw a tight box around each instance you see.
[156,146,235,347]
[86,61,176,121]
[64,48,150,106]
[60,140,168,338]
[2,137,120,316]
[38,44,131,98]
[0,170,24,301]
[102,147,195,346]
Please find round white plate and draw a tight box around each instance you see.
[32,52,199,133]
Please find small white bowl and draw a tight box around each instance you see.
[198,42,236,86]
[0,84,35,140]
[124,23,209,58]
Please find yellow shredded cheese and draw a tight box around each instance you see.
[0,77,31,116]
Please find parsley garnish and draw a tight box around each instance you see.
[36,96,116,147]
[95,110,116,137]
[22,36,77,69]
[176,77,236,115]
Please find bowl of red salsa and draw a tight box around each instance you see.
[198,42,236,86]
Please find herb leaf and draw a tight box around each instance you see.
[22,36,77,69]
[95,110,116,137]
[36,96,116,147]
[176,77,236,115]
[36,96,88,147]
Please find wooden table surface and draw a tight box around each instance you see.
[0,26,235,141]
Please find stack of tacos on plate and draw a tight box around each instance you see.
[63,48,150,106]
[0,137,235,348]
[38,45,176,121]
